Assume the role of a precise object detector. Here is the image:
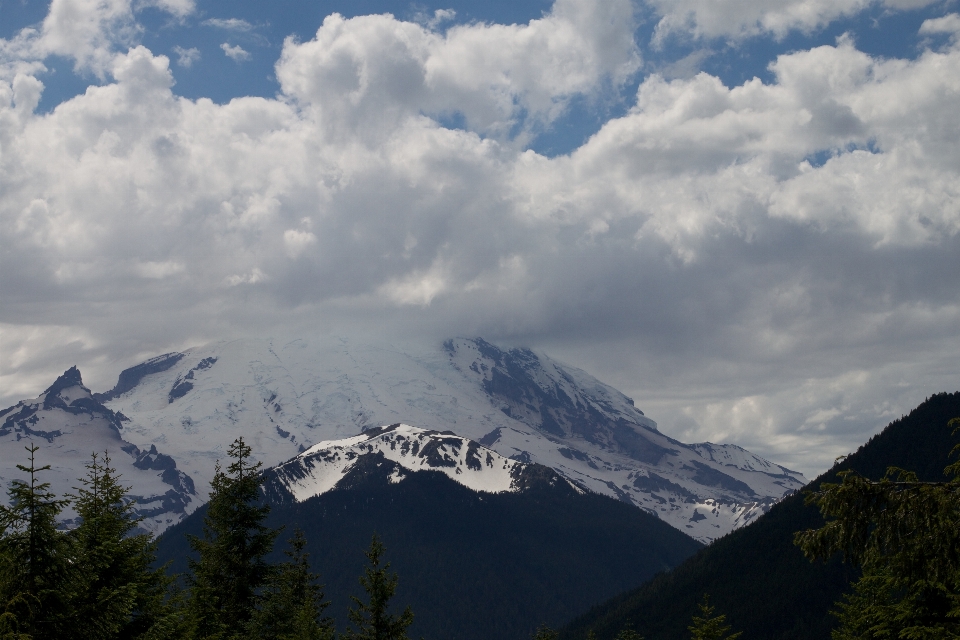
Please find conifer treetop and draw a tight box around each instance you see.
[344,534,414,640]
[688,595,742,640]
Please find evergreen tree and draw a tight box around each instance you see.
[187,438,278,640]
[828,565,919,640]
[0,445,73,640]
[615,627,644,640]
[343,534,413,640]
[530,624,558,640]
[67,452,180,640]
[795,417,960,639]
[250,528,333,640]
[687,595,742,640]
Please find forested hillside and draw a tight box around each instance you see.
[156,453,702,640]
[560,391,960,640]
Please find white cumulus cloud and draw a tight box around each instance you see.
[0,0,195,80]
[1,1,959,476]
[276,0,640,142]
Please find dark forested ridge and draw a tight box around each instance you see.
[156,454,702,640]
[560,391,960,640]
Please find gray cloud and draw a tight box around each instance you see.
[1,0,959,478]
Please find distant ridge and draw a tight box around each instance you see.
[261,423,584,504]
[559,391,960,640]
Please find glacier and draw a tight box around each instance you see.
[2,336,807,542]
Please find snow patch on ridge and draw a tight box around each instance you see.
[271,424,526,502]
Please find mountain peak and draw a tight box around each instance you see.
[43,365,86,396]
[1,366,197,534]
[40,366,95,411]
[265,423,582,505]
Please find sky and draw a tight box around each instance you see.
[1,0,958,478]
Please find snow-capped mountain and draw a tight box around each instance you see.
[262,423,580,504]
[3,337,806,542]
[0,367,196,533]
[157,422,705,640]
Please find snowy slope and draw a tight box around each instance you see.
[447,337,659,437]
[0,367,196,534]
[263,423,577,503]
[6,337,807,542]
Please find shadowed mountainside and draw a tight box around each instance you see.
[559,391,960,640]
[156,442,703,640]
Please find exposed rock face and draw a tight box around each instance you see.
[0,367,196,533]
[94,353,185,402]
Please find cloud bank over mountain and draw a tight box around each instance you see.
[2,0,959,476]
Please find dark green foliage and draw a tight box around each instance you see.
[67,452,180,640]
[250,528,334,640]
[157,451,701,640]
[827,565,955,640]
[615,627,644,640]
[560,391,960,640]
[0,445,73,640]
[0,447,184,640]
[532,624,560,640]
[0,441,338,640]
[687,596,741,640]
[343,535,413,640]
[186,437,279,639]
[795,416,960,639]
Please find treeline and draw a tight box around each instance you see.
[536,598,741,640]
[4,412,960,640]
[793,417,960,639]
[0,439,412,640]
